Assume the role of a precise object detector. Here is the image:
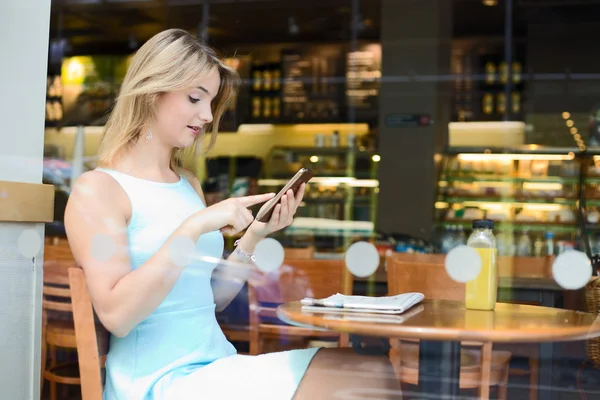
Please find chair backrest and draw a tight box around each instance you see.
[387,252,554,286]
[44,240,77,267]
[43,262,73,313]
[387,253,464,300]
[283,246,315,260]
[68,267,108,400]
[250,259,352,305]
[497,255,553,279]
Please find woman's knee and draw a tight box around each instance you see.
[294,348,403,400]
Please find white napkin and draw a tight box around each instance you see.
[300,292,424,315]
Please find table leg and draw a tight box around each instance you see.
[418,340,461,399]
[538,342,555,400]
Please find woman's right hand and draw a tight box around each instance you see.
[193,193,275,235]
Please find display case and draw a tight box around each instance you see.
[260,146,380,252]
[581,153,600,256]
[435,147,583,256]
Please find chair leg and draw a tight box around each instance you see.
[388,339,403,383]
[477,342,493,400]
[339,333,349,348]
[498,362,510,400]
[249,327,260,355]
[49,345,57,400]
[528,356,539,400]
[50,380,57,400]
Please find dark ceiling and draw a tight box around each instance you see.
[49,0,600,55]
[50,0,381,55]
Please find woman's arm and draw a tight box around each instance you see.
[65,171,271,337]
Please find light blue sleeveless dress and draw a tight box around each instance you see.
[96,168,319,400]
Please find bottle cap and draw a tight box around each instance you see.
[472,219,494,230]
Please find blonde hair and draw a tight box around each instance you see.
[98,28,240,170]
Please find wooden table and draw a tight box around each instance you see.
[278,300,600,399]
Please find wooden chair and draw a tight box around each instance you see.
[386,254,511,400]
[68,267,109,400]
[219,247,315,350]
[43,239,77,273]
[388,253,542,399]
[248,259,352,355]
[283,246,315,260]
[41,262,79,400]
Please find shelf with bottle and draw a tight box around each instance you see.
[441,175,579,185]
[439,221,578,257]
[478,58,526,122]
[262,145,379,247]
[259,179,376,220]
[258,177,378,188]
[249,61,283,123]
[500,229,575,258]
[265,146,379,181]
[269,146,377,156]
[452,47,526,122]
[435,149,584,254]
[439,196,578,205]
[438,150,580,201]
[584,163,600,202]
[437,220,577,234]
[435,199,579,236]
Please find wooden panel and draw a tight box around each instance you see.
[0,181,54,222]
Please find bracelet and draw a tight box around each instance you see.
[234,239,256,263]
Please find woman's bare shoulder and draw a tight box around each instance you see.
[67,170,132,219]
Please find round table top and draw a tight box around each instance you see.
[277,300,600,343]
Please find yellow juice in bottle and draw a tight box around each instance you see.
[465,247,498,310]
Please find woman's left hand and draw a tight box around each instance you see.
[246,183,306,238]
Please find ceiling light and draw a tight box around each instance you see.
[562,112,571,119]
[483,0,498,6]
[372,155,381,162]
[288,17,299,35]
[574,134,581,140]
[570,127,578,134]
[566,120,574,127]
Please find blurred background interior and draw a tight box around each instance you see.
[34,0,600,399]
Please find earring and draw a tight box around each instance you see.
[145,128,152,143]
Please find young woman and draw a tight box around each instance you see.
[65,29,401,400]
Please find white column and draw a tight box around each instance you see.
[0,0,51,399]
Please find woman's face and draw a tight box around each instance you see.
[153,66,221,149]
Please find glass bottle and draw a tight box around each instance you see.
[483,93,494,115]
[545,231,555,256]
[534,235,544,257]
[466,219,498,311]
[484,62,496,85]
[497,92,506,114]
[516,230,532,256]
